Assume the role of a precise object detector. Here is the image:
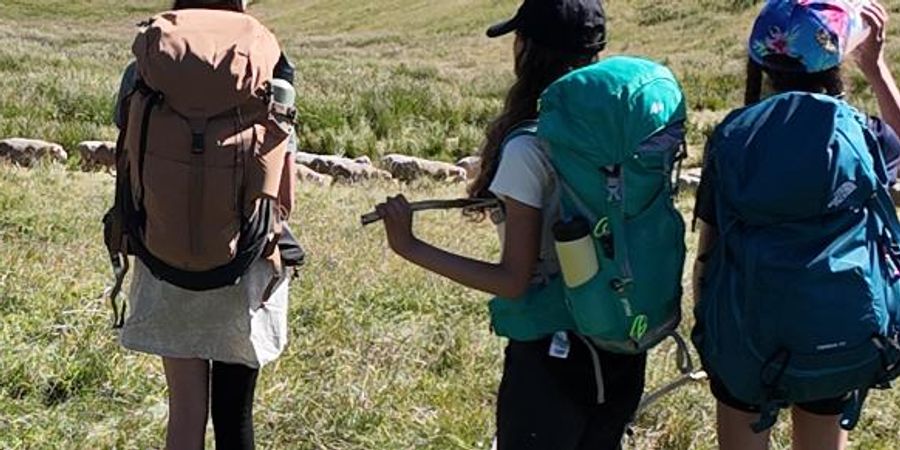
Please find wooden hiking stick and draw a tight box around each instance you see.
[361,198,500,226]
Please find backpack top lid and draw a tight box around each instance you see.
[133,9,282,118]
[537,56,686,166]
[712,91,878,225]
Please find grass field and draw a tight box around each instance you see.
[4,165,900,450]
[2,0,896,164]
[3,0,900,448]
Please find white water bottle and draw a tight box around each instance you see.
[270,78,296,135]
[844,0,872,54]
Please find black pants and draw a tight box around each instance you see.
[496,333,647,450]
[211,361,259,450]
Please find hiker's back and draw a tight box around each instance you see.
[108,4,301,448]
[490,56,690,355]
[118,9,290,284]
[694,91,900,429]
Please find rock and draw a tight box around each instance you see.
[678,167,702,190]
[0,138,67,167]
[77,140,116,171]
[381,154,467,183]
[296,164,333,187]
[353,156,372,166]
[296,152,392,183]
[456,156,481,180]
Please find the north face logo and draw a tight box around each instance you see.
[827,181,858,209]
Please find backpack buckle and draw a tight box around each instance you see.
[879,234,900,279]
[601,165,623,203]
[751,402,781,433]
[191,132,205,154]
[839,389,869,431]
[872,335,900,376]
[610,277,632,294]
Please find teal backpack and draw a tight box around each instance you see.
[489,56,688,354]
[694,92,900,431]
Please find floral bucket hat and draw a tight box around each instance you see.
[749,0,867,73]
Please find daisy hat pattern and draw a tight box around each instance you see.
[749,0,861,73]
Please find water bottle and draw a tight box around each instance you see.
[844,0,872,54]
[270,78,296,135]
[553,217,600,288]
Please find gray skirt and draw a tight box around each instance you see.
[119,258,290,368]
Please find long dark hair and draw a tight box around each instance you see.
[468,35,598,201]
[744,55,845,105]
[173,0,244,11]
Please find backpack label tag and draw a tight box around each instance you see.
[816,341,848,351]
[549,331,571,359]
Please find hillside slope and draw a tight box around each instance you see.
[6,0,891,164]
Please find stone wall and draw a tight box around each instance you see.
[0,137,488,186]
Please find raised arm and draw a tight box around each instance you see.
[856,1,900,134]
[376,195,541,299]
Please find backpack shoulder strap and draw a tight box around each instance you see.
[499,120,539,154]
[489,119,540,193]
[862,122,900,241]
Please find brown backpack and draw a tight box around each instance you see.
[104,9,294,327]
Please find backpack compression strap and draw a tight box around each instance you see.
[104,82,142,329]
[105,124,134,329]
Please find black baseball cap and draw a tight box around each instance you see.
[486,0,607,53]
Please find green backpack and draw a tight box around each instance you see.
[489,56,688,354]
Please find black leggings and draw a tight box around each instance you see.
[211,361,259,450]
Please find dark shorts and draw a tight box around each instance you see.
[496,333,647,450]
[709,376,851,416]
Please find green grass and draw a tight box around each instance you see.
[3,165,900,449]
[5,0,900,448]
[3,0,896,165]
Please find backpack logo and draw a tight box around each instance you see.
[827,181,858,209]
[816,341,848,352]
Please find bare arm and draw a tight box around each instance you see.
[692,219,718,306]
[864,64,900,133]
[856,1,900,133]
[377,195,541,298]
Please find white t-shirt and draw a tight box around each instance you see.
[489,134,562,282]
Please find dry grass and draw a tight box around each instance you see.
[3,165,900,448]
[5,0,894,164]
[4,0,900,448]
